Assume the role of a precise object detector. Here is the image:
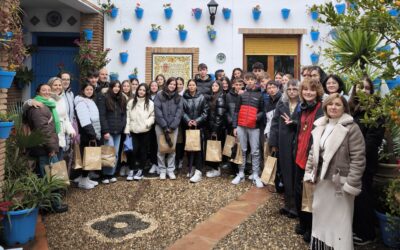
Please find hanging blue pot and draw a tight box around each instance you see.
[388,9,399,17]
[252,10,261,21]
[110,74,119,81]
[128,74,137,80]
[281,8,290,20]
[375,211,400,248]
[83,29,93,41]
[208,30,217,41]
[0,70,16,89]
[223,9,231,20]
[178,30,188,42]
[110,8,119,18]
[3,31,13,40]
[149,30,159,41]
[135,7,144,20]
[122,30,131,41]
[120,52,128,64]
[385,77,400,90]
[311,11,319,21]
[2,207,39,246]
[194,10,202,20]
[310,53,320,65]
[0,121,14,139]
[164,8,173,20]
[310,31,320,42]
[335,3,346,15]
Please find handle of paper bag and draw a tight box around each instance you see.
[211,134,218,140]
[89,140,97,146]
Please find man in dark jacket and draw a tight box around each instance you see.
[195,63,213,101]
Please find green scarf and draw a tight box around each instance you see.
[34,95,61,134]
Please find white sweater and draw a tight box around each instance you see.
[51,93,75,148]
[124,97,155,134]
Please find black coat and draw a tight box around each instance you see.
[154,90,183,130]
[208,92,226,133]
[194,74,213,101]
[182,90,209,128]
[225,89,239,129]
[98,94,127,135]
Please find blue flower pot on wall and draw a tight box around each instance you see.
[252,10,261,21]
[388,9,399,17]
[208,30,217,41]
[0,121,14,139]
[83,29,93,41]
[310,31,320,42]
[223,9,231,20]
[311,11,319,21]
[2,208,39,246]
[122,30,131,41]
[335,3,346,15]
[135,7,144,20]
[164,8,173,20]
[375,211,400,248]
[120,52,128,64]
[110,8,119,18]
[385,77,400,90]
[281,8,290,20]
[194,10,202,20]
[310,53,320,65]
[0,70,16,89]
[149,30,159,41]
[110,74,119,81]
[2,31,13,40]
[128,74,137,80]
[178,30,188,42]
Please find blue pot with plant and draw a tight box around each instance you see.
[310,29,320,42]
[335,3,346,15]
[164,4,173,20]
[149,24,161,42]
[0,69,16,89]
[179,30,187,41]
[310,53,320,65]
[118,28,132,41]
[207,26,216,41]
[281,8,290,20]
[0,117,14,139]
[128,74,137,80]
[110,7,119,18]
[311,11,319,20]
[192,8,202,20]
[110,73,119,81]
[120,52,128,64]
[388,9,399,17]
[2,207,39,246]
[135,4,144,19]
[223,8,231,20]
[83,29,93,41]
[252,5,261,21]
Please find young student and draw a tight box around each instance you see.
[194,63,213,100]
[121,80,134,100]
[175,77,186,170]
[252,62,265,85]
[125,83,155,181]
[274,72,284,85]
[231,68,243,81]
[282,74,293,87]
[232,72,265,188]
[260,73,271,106]
[155,74,166,89]
[221,76,231,94]
[119,79,133,177]
[130,78,139,94]
[215,69,225,81]
[148,81,160,174]
[322,74,349,100]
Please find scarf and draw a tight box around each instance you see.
[34,95,61,134]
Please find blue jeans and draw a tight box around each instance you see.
[38,155,59,178]
[102,134,121,176]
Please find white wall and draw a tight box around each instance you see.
[105,0,335,82]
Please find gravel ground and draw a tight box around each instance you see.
[43,173,252,250]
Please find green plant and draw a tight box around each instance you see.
[308,4,318,13]
[14,66,34,87]
[151,24,161,31]
[163,3,171,9]
[207,25,215,32]
[176,24,185,31]
[253,5,261,12]
[117,28,132,33]
[311,26,319,32]
[132,68,138,75]
[0,113,13,122]
[385,177,400,233]
[99,0,116,16]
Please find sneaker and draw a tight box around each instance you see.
[149,164,158,174]
[89,171,100,179]
[110,177,117,183]
[168,172,176,180]
[126,170,134,181]
[134,170,143,180]
[73,175,82,183]
[206,168,221,178]
[303,230,311,243]
[190,170,202,183]
[119,166,128,176]
[88,179,99,186]
[102,179,110,184]
[252,175,264,188]
[160,173,166,180]
[78,177,95,190]
[232,173,245,185]
[248,174,254,180]
[353,235,374,246]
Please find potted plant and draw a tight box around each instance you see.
[14,66,34,89]
[0,113,14,139]
[149,24,161,42]
[207,25,217,41]
[335,2,346,15]
[0,67,16,89]
[117,28,132,41]
[252,5,261,21]
[83,29,93,41]
[281,8,291,20]
[308,4,319,21]
[192,8,202,20]
[135,3,144,20]
[310,27,320,42]
[110,72,119,81]
[163,3,173,20]
[176,24,188,42]
[310,52,320,65]
[129,68,139,80]
[99,0,118,18]
[119,51,128,64]
[222,7,231,20]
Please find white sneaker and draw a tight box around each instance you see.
[110,177,117,183]
[160,173,166,180]
[252,175,264,188]
[168,172,176,180]
[89,171,100,179]
[232,173,245,185]
[248,174,254,180]
[89,179,99,186]
[149,164,158,174]
[119,166,128,176]
[134,169,143,180]
[73,175,82,183]
[78,177,95,190]
[178,160,183,169]
[206,168,221,178]
[102,179,110,184]
[126,170,134,181]
[190,170,202,183]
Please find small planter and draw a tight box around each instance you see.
[375,211,400,248]
[252,10,261,21]
[310,53,320,65]
[281,8,291,20]
[119,52,128,64]
[335,3,346,15]
[149,30,159,41]
[122,30,131,41]
[135,7,144,20]
[83,29,93,41]
[310,31,320,42]
[178,30,188,42]
[193,9,202,20]
[311,11,319,21]
[110,74,119,81]
[0,70,16,89]
[128,74,137,80]
[0,121,14,139]
[164,8,173,20]
[208,30,217,41]
[2,207,39,246]
[223,8,231,20]
[110,7,119,18]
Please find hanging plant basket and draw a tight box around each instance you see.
[223,8,231,20]
[83,29,93,41]
[164,8,173,20]
[178,30,188,42]
[2,207,39,246]
[335,3,346,15]
[0,70,16,89]
[149,30,159,41]
[119,52,128,64]
[110,7,119,18]
[310,30,320,42]
[135,7,144,20]
[252,10,261,21]
[310,53,320,65]
[281,8,291,20]
[122,30,131,41]
[311,11,319,21]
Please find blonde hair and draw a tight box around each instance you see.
[299,78,324,102]
[322,93,350,117]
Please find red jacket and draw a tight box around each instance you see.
[233,87,265,129]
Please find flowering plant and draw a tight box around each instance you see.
[176,24,185,31]
[136,3,141,9]
[253,5,261,12]
[163,3,171,9]
[99,0,116,16]
[151,24,162,31]
[132,68,138,75]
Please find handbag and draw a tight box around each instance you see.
[159,132,176,154]
[230,142,243,165]
[123,135,133,152]
[101,145,116,168]
[222,134,236,157]
[73,143,83,170]
[184,128,201,152]
[83,141,102,170]
[45,158,70,185]
[206,135,222,162]
[260,152,277,185]
[301,182,315,212]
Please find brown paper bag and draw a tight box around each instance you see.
[159,132,176,154]
[301,182,315,212]
[206,138,222,162]
[83,145,102,170]
[184,129,201,151]
[230,143,243,165]
[73,143,83,170]
[222,135,236,157]
[101,145,116,167]
[264,142,270,159]
[120,151,127,163]
[261,155,277,185]
[45,160,70,185]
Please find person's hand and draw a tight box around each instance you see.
[104,133,110,140]
[281,113,293,125]
[271,146,278,152]
[165,133,173,147]
[70,131,76,138]
[238,90,244,95]
[192,120,197,127]
[32,100,43,108]
[233,128,237,137]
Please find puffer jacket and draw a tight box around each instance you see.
[225,89,239,129]
[51,93,75,148]
[74,95,101,141]
[194,74,213,101]
[182,90,209,128]
[124,97,155,134]
[233,87,265,129]
[208,92,226,133]
[154,90,183,130]
[98,94,127,135]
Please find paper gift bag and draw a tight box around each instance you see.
[230,143,243,165]
[206,138,222,162]
[222,135,236,157]
[73,143,83,170]
[83,144,102,170]
[45,160,70,185]
[120,151,128,163]
[184,129,201,151]
[261,155,277,185]
[301,182,315,213]
[101,145,116,167]
[264,142,270,159]
[159,132,176,154]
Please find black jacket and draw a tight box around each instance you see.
[98,94,127,135]
[225,89,239,129]
[194,74,213,101]
[233,87,265,129]
[182,90,209,128]
[154,90,183,130]
[208,92,226,133]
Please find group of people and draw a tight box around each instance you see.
[23,61,383,249]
